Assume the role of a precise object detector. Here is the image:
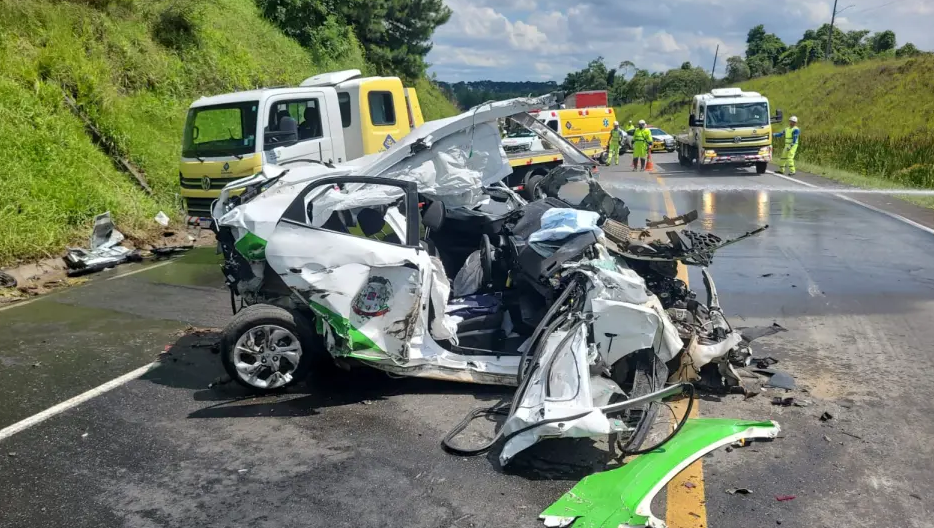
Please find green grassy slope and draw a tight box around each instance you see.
[616,57,934,188]
[0,0,457,266]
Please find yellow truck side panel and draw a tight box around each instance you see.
[404,87,425,129]
[359,79,413,154]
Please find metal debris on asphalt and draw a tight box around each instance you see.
[63,212,141,277]
[754,368,797,390]
[726,488,753,495]
[820,412,834,422]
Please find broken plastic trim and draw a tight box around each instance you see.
[540,418,781,528]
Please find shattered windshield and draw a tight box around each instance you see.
[704,102,769,129]
[182,101,259,158]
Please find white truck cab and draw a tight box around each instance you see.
[179,70,424,218]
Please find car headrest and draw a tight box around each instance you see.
[422,200,446,231]
[356,208,385,237]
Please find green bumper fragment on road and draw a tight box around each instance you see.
[540,418,781,528]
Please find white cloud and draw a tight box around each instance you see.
[648,31,684,53]
[428,0,934,82]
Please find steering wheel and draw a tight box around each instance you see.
[480,234,494,291]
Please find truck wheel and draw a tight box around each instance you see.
[755,162,768,174]
[527,174,546,200]
[677,149,689,167]
[220,304,324,393]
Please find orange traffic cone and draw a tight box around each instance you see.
[646,150,655,172]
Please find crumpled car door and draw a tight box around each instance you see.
[265,176,430,361]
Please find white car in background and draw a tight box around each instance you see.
[648,127,676,153]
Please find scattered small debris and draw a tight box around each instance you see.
[760,273,774,278]
[689,512,701,518]
[362,400,374,405]
[725,446,734,453]
[81,432,89,439]
[151,246,194,258]
[155,211,170,227]
[684,482,697,489]
[775,495,796,502]
[754,368,796,390]
[840,431,862,440]
[731,439,747,449]
[819,412,834,422]
[208,374,232,388]
[910,493,922,500]
[755,356,780,369]
[31,362,41,368]
[726,488,752,495]
[777,520,783,525]
[793,399,811,407]
[0,270,16,289]
[7,452,16,457]
[238,469,248,474]
[771,397,795,407]
[822,435,831,442]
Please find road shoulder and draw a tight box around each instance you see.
[767,165,934,232]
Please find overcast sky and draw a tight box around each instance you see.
[427,0,933,82]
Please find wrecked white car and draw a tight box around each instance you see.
[209,96,771,464]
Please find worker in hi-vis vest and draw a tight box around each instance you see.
[773,115,800,175]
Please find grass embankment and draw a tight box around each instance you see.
[616,57,934,196]
[0,0,458,266]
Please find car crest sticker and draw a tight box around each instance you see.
[352,276,393,318]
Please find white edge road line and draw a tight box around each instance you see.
[0,361,160,442]
[0,259,175,314]
[769,170,934,237]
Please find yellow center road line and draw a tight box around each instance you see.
[655,174,707,528]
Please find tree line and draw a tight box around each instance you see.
[562,57,712,108]
[560,24,928,106]
[725,24,926,83]
[256,0,451,80]
[436,80,558,109]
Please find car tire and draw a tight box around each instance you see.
[220,304,324,393]
[755,161,768,174]
[610,350,667,453]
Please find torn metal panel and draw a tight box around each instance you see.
[501,324,619,466]
[540,419,781,528]
[63,212,140,276]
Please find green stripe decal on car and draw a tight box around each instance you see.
[308,300,384,354]
[234,232,267,261]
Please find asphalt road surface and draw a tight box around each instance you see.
[2,151,933,528]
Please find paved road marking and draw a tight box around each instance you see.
[0,361,160,442]
[656,175,706,528]
[0,259,175,313]
[769,170,934,236]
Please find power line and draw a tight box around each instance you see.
[849,0,906,14]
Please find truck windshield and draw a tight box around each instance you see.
[182,101,259,159]
[704,102,769,129]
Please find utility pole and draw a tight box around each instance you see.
[826,0,838,59]
[710,44,719,88]
[826,1,855,60]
